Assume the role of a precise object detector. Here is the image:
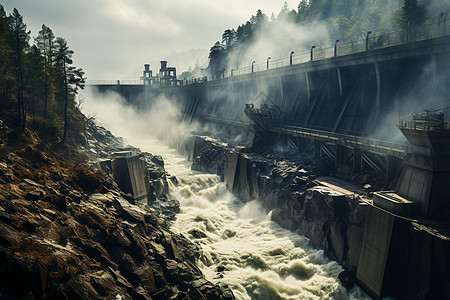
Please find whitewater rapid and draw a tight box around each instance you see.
[81,91,370,299]
[130,136,369,300]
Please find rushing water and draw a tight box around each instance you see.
[129,136,370,300]
[81,93,370,299]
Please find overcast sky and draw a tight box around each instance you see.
[2,0,299,80]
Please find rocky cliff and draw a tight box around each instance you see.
[0,120,233,299]
[189,134,450,299]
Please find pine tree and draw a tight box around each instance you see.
[23,45,45,122]
[8,8,30,129]
[54,37,85,143]
[0,5,13,101]
[394,0,428,30]
[35,24,56,126]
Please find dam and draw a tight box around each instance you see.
[89,23,450,300]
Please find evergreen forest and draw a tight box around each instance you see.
[207,0,447,79]
[0,5,86,144]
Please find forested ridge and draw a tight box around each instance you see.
[206,0,446,79]
[0,5,85,144]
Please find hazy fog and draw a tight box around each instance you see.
[2,0,299,80]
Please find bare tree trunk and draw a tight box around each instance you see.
[62,58,68,143]
[19,60,25,130]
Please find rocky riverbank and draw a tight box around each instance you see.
[0,119,233,299]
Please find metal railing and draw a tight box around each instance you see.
[89,15,450,86]
[396,120,450,131]
[203,15,450,83]
[86,79,142,85]
[279,124,408,153]
[201,114,408,154]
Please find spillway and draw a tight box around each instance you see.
[80,91,372,299]
[116,134,370,300]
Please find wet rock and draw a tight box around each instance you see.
[0,119,234,300]
[338,268,356,289]
[133,266,157,291]
[111,229,132,248]
[24,145,35,158]
[25,189,45,201]
[151,155,164,168]
[121,193,135,205]
[216,265,227,272]
[168,175,178,184]
[22,291,35,300]
[131,285,152,300]
[164,259,181,284]
[50,171,63,181]
[22,179,42,188]
[0,223,22,246]
[188,229,207,239]
[114,197,146,224]
[124,228,148,261]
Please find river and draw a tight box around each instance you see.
[82,92,371,300]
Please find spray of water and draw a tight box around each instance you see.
[81,87,197,147]
[80,89,371,299]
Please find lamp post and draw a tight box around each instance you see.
[444,14,448,36]
[251,61,255,73]
[267,57,271,70]
[231,69,234,76]
[406,20,412,42]
[366,31,372,51]
[290,51,294,65]
[334,40,340,57]
[310,46,315,61]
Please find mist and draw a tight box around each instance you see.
[226,18,330,72]
[80,87,198,148]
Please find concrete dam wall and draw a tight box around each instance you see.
[184,37,450,140]
[93,36,450,141]
[91,35,450,299]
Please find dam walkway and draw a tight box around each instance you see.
[202,114,408,179]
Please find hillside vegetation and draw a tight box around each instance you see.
[206,0,447,79]
[0,5,85,145]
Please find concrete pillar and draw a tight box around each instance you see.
[224,151,240,192]
[356,205,396,299]
[305,72,311,106]
[336,67,343,96]
[297,137,308,153]
[279,76,284,106]
[112,155,148,202]
[335,145,344,170]
[374,61,381,115]
[386,155,397,182]
[243,80,248,104]
[255,78,260,96]
[430,53,438,96]
[313,141,321,158]
[353,149,362,173]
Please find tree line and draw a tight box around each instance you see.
[208,0,436,79]
[0,5,85,144]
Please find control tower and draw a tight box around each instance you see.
[374,110,450,217]
[141,64,153,85]
[158,61,177,85]
[244,100,282,150]
[140,61,180,86]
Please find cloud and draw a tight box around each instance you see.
[1,0,299,79]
